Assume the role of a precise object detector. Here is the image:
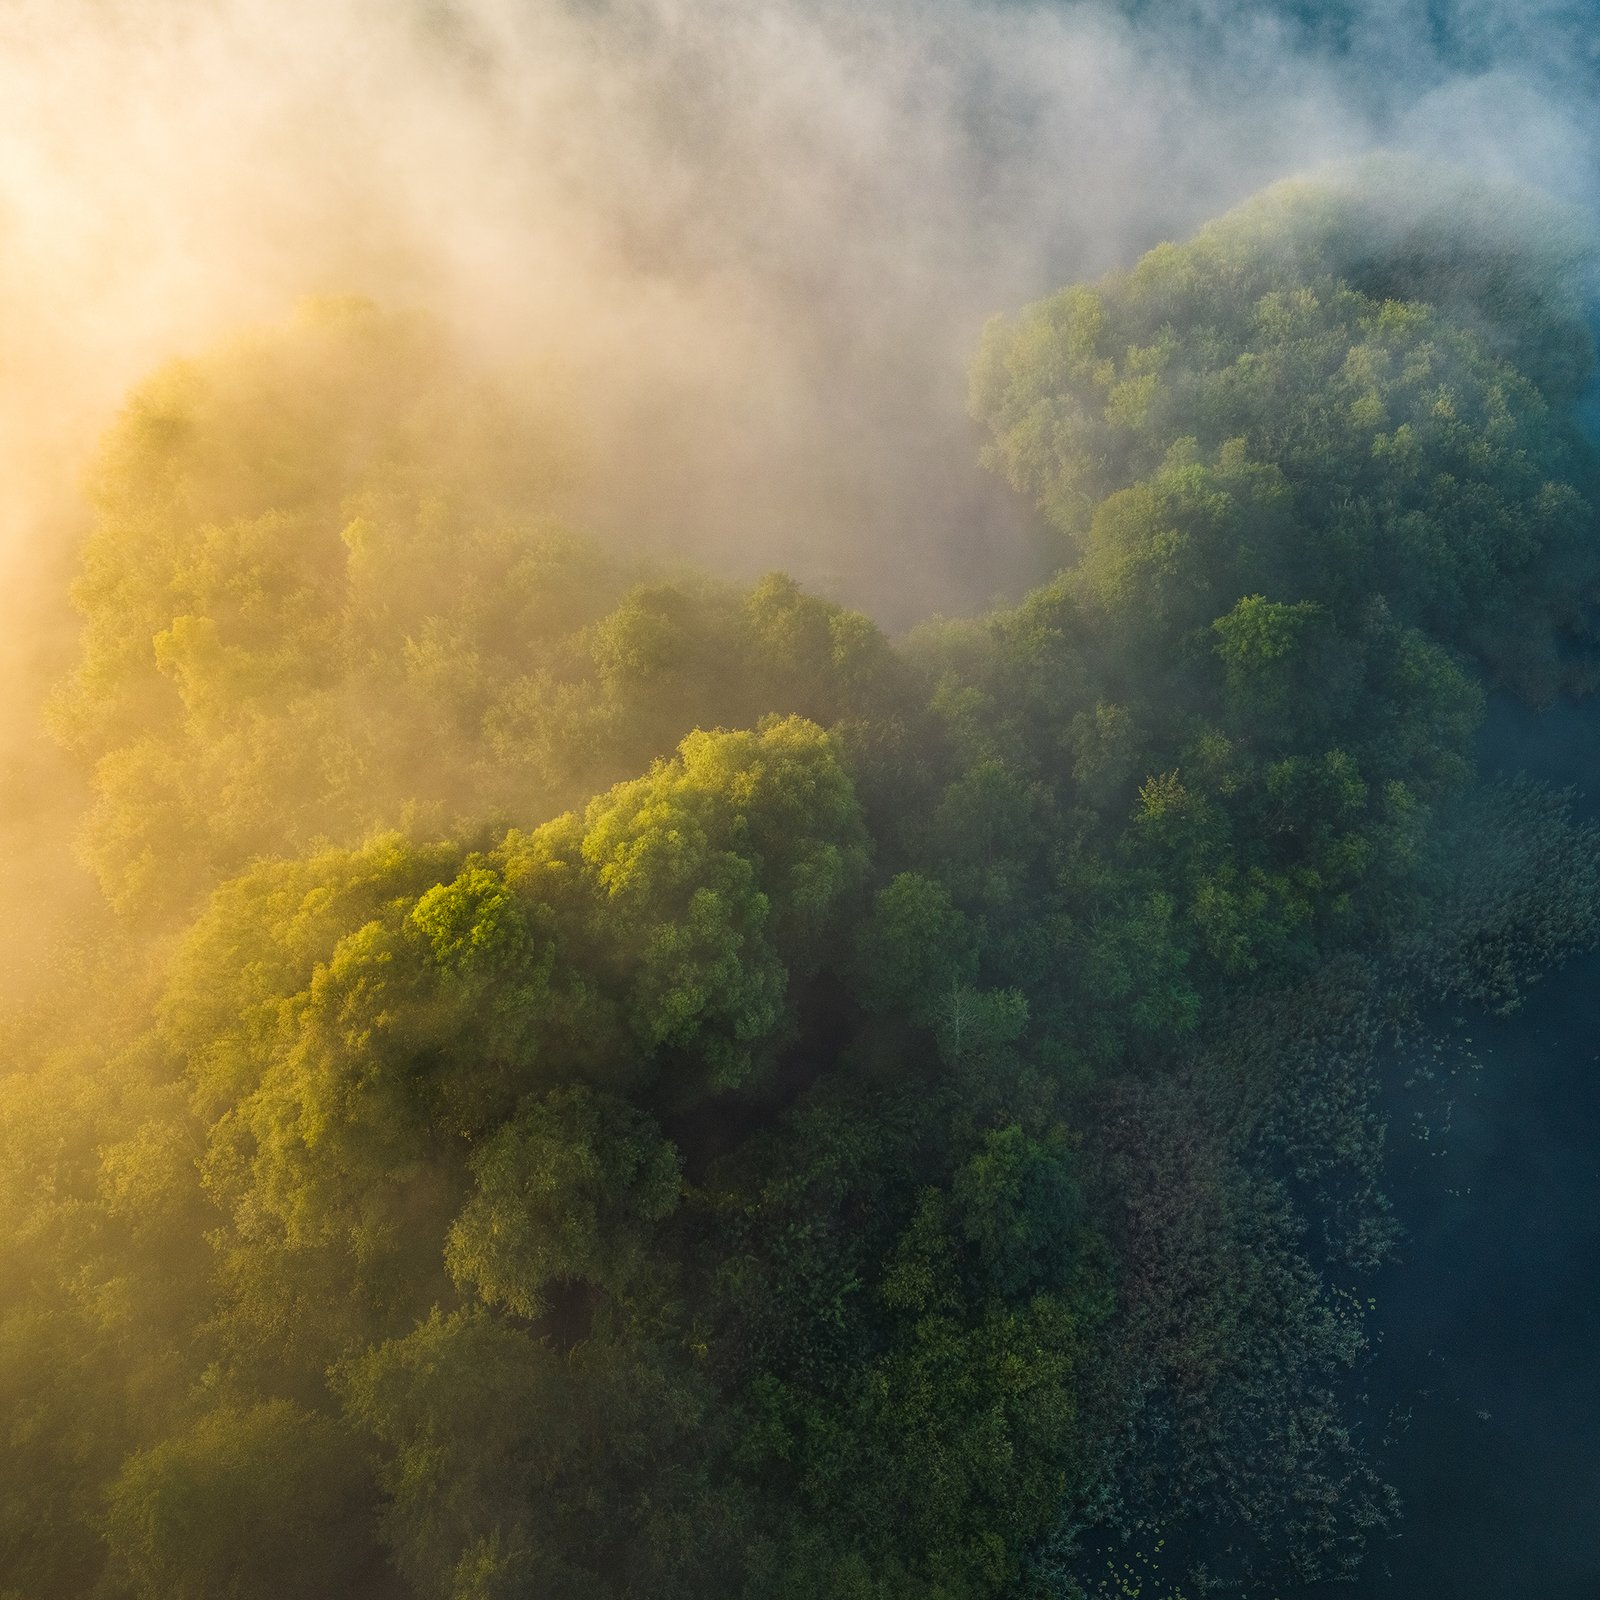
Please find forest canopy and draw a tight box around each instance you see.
[4,161,1600,1600]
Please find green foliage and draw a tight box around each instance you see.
[49,303,908,921]
[104,1400,378,1600]
[972,169,1599,698]
[446,1087,681,1318]
[852,871,980,1021]
[8,164,1600,1600]
[948,1124,1086,1298]
[738,1186,1108,1598]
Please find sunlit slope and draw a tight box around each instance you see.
[4,166,1600,1600]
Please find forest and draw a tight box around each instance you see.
[3,158,1600,1598]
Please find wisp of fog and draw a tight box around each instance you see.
[0,0,1595,967]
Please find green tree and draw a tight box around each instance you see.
[104,1400,380,1600]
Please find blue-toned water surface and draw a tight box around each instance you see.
[1304,699,1600,1596]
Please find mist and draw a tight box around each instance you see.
[3,0,1593,955]
[1,0,1594,628]
[4,3,1600,1596]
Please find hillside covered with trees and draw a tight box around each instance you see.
[4,162,1599,1599]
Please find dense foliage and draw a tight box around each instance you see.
[4,165,1599,1599]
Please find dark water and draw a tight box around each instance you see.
[1352,953,1600,1597]
[1323,698,1600,1596]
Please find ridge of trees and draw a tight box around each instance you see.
[4,162,1599,1599]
